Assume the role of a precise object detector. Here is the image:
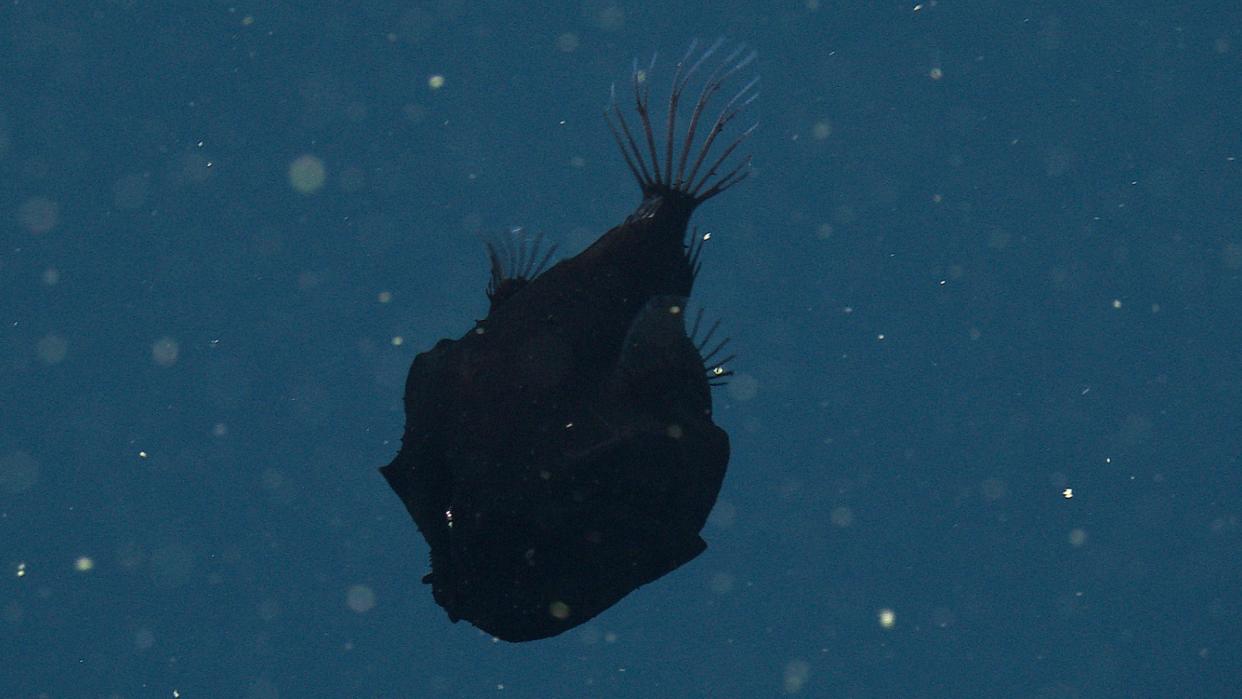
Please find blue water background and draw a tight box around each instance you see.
[3,3,1240,697]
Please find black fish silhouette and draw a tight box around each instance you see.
[381,39,757,642]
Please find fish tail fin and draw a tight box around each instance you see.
[605,38,759,205]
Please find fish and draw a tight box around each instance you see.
[381,38,757,642]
